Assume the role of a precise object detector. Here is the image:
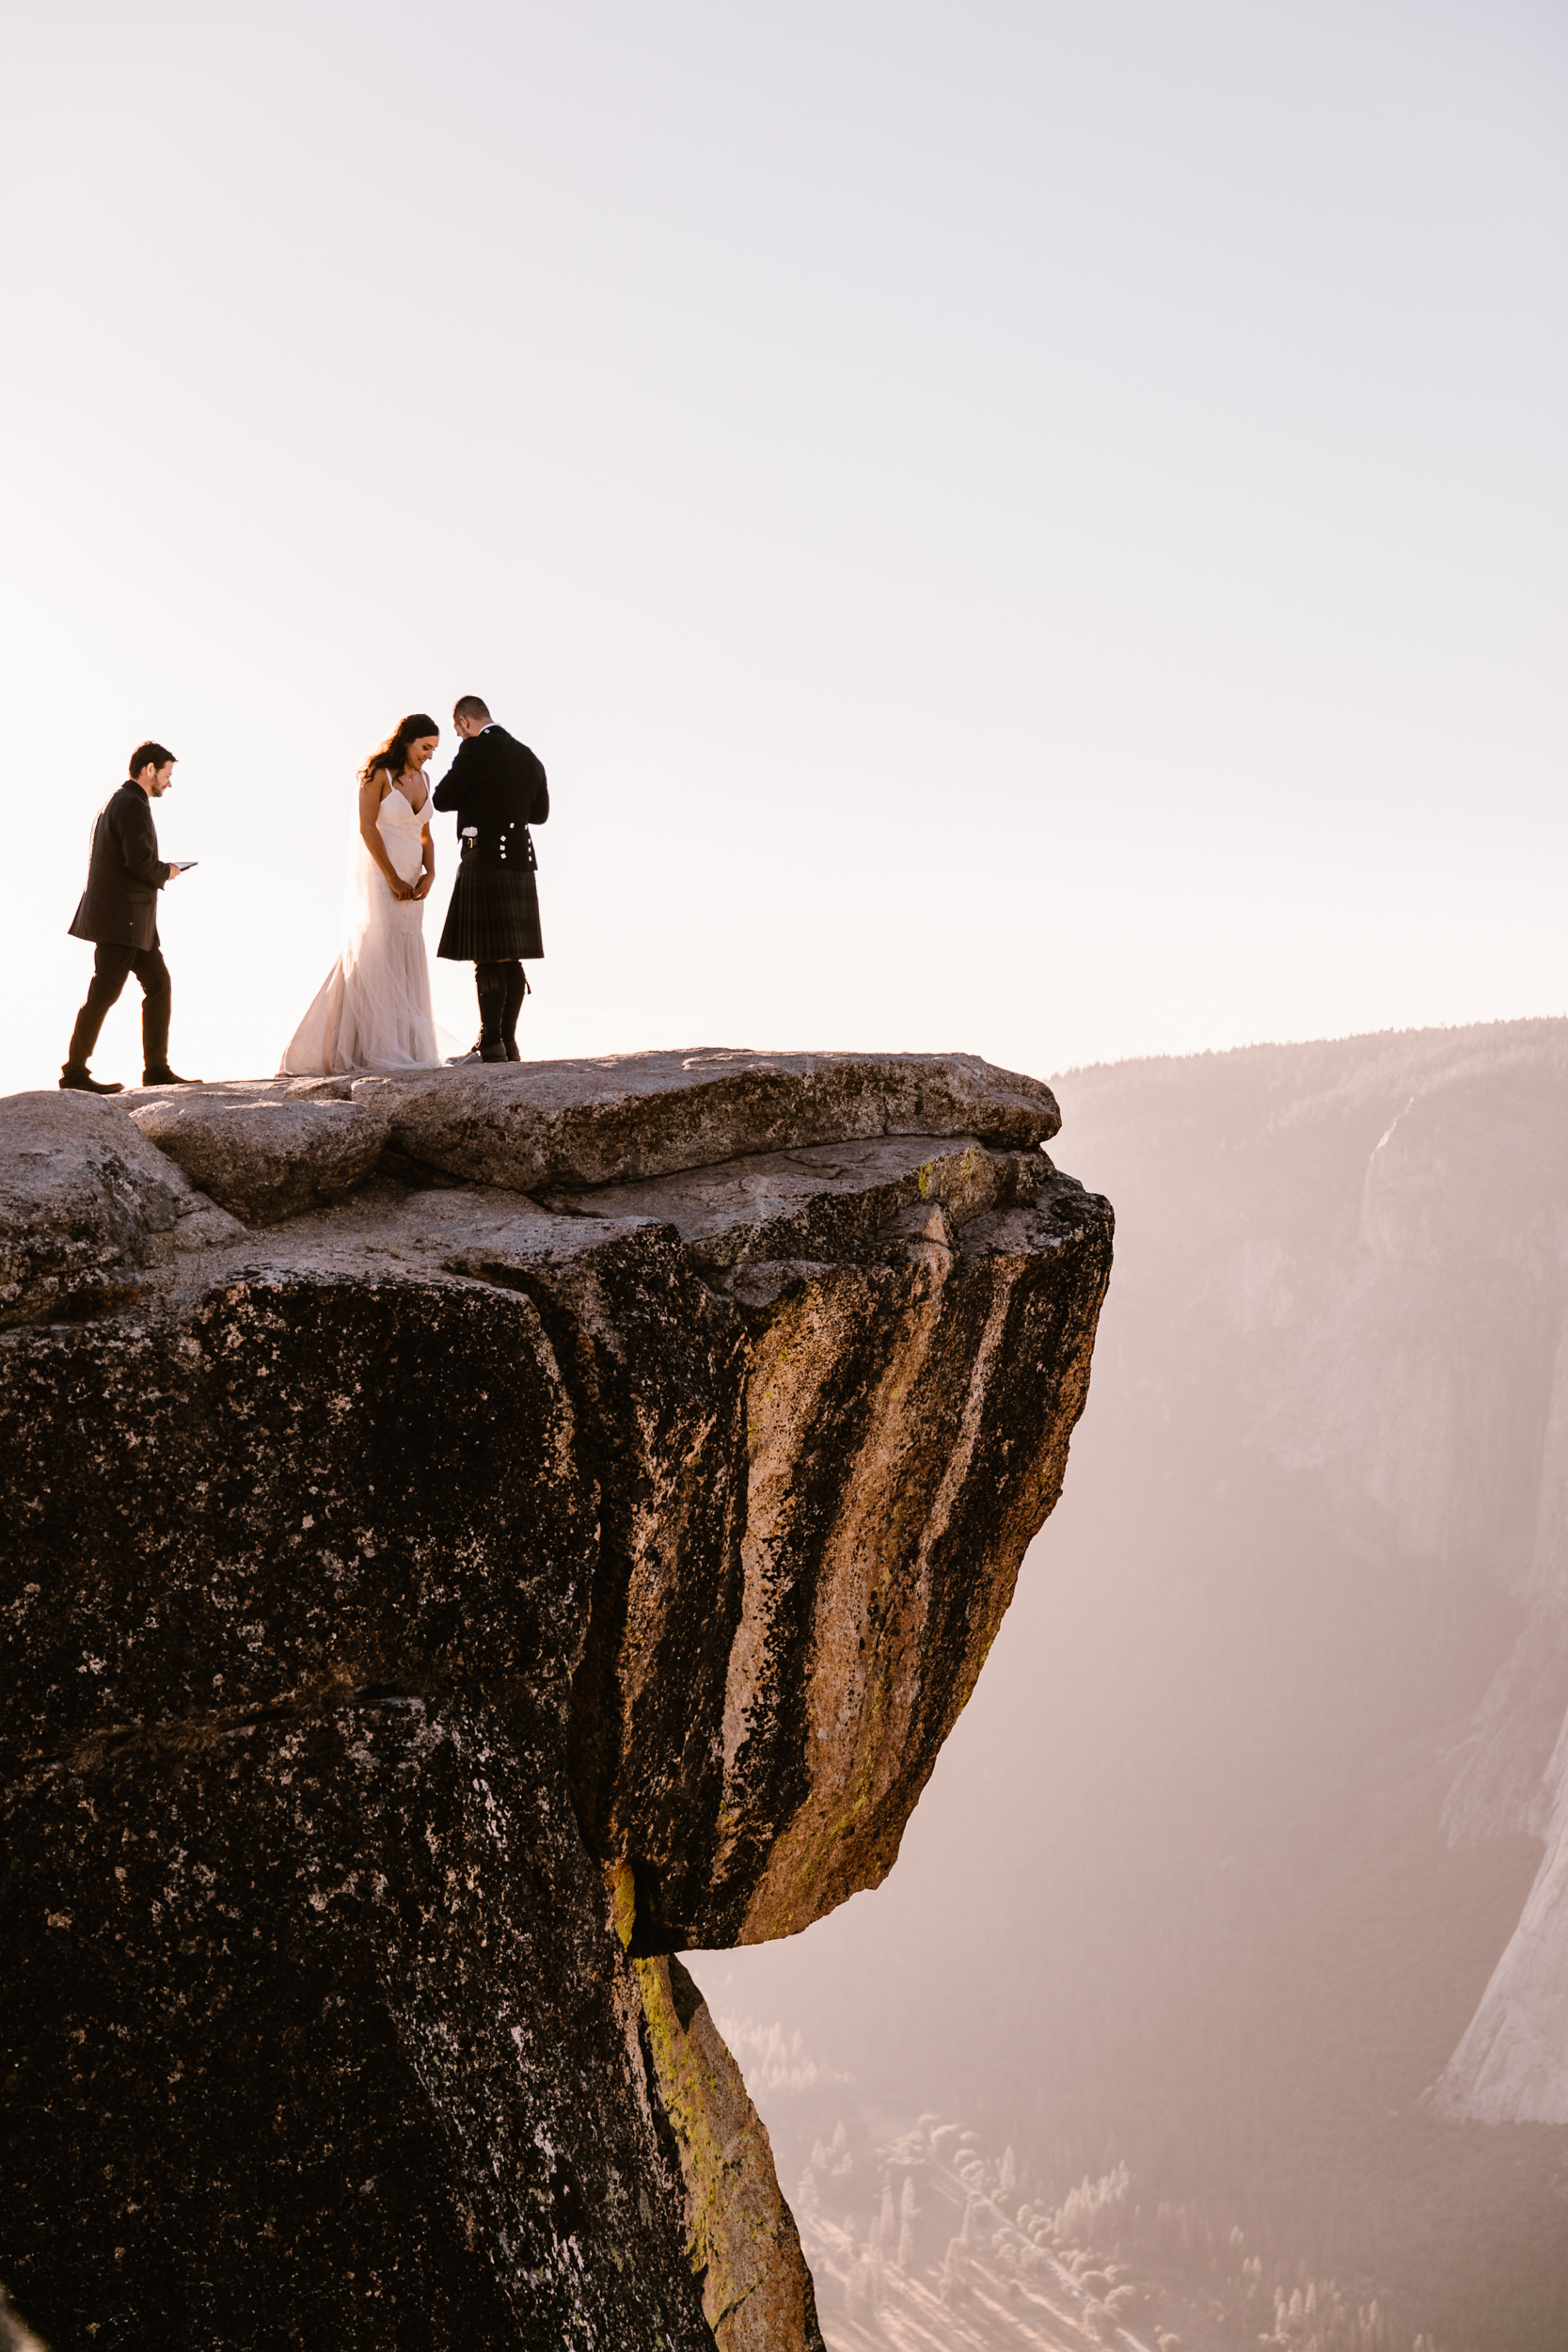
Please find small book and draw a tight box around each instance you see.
[173,860,198,871]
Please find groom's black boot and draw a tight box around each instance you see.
[475,963,509,1062]
[499,961,529,1061]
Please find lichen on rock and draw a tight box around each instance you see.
[634,1947,826,2352]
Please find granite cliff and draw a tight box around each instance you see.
[0,1049,1112,2350]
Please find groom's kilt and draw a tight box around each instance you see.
[436,858,544,962]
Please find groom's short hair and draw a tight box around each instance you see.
[452,695,490,723]
[129,740,175,777]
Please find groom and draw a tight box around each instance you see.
[433,695,548,1061]
[61,740,198,1094]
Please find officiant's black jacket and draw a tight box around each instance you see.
[68,781,167,952]
[432,726,548,869]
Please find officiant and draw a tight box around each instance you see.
[60,739,197,1093]
[433,694,548,1063]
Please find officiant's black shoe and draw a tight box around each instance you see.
[479,1041,510,1063]
[142,1067,200,1087]
[60,1064,123,1095]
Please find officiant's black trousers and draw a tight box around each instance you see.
[68,943,171,1073]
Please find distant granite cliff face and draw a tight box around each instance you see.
[1062,1021,1568,2130]
[1359,1058,1568,2124]
[0,1050,1111,2350]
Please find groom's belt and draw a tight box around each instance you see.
[458,821,537,872]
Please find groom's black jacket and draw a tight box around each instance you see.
[432,726,548,870]
[69,781,167,952]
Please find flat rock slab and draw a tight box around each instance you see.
[538,1134,1030,1276]
[0,1092,239,1327]
[130,1096,392,1226]
[352,1048,1060,1194]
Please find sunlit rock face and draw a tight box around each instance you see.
[0,1052,1111,2349]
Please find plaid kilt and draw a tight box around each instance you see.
[436,858,545,961]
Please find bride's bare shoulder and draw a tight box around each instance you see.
[360,766,391,800]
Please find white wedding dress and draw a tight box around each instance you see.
[282,785,441,1075]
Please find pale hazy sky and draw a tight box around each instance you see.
[3,0,1562,1096]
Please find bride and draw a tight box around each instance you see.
[281,713,443,1075]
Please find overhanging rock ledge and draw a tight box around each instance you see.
[0,1049,1111,2351]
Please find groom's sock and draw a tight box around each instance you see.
[500,962,528,1060]
[475,963,507,1058]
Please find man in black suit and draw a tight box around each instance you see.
[61,740,198,1094]
[433,695,549,1062]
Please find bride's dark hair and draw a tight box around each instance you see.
[359,713,439,787]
